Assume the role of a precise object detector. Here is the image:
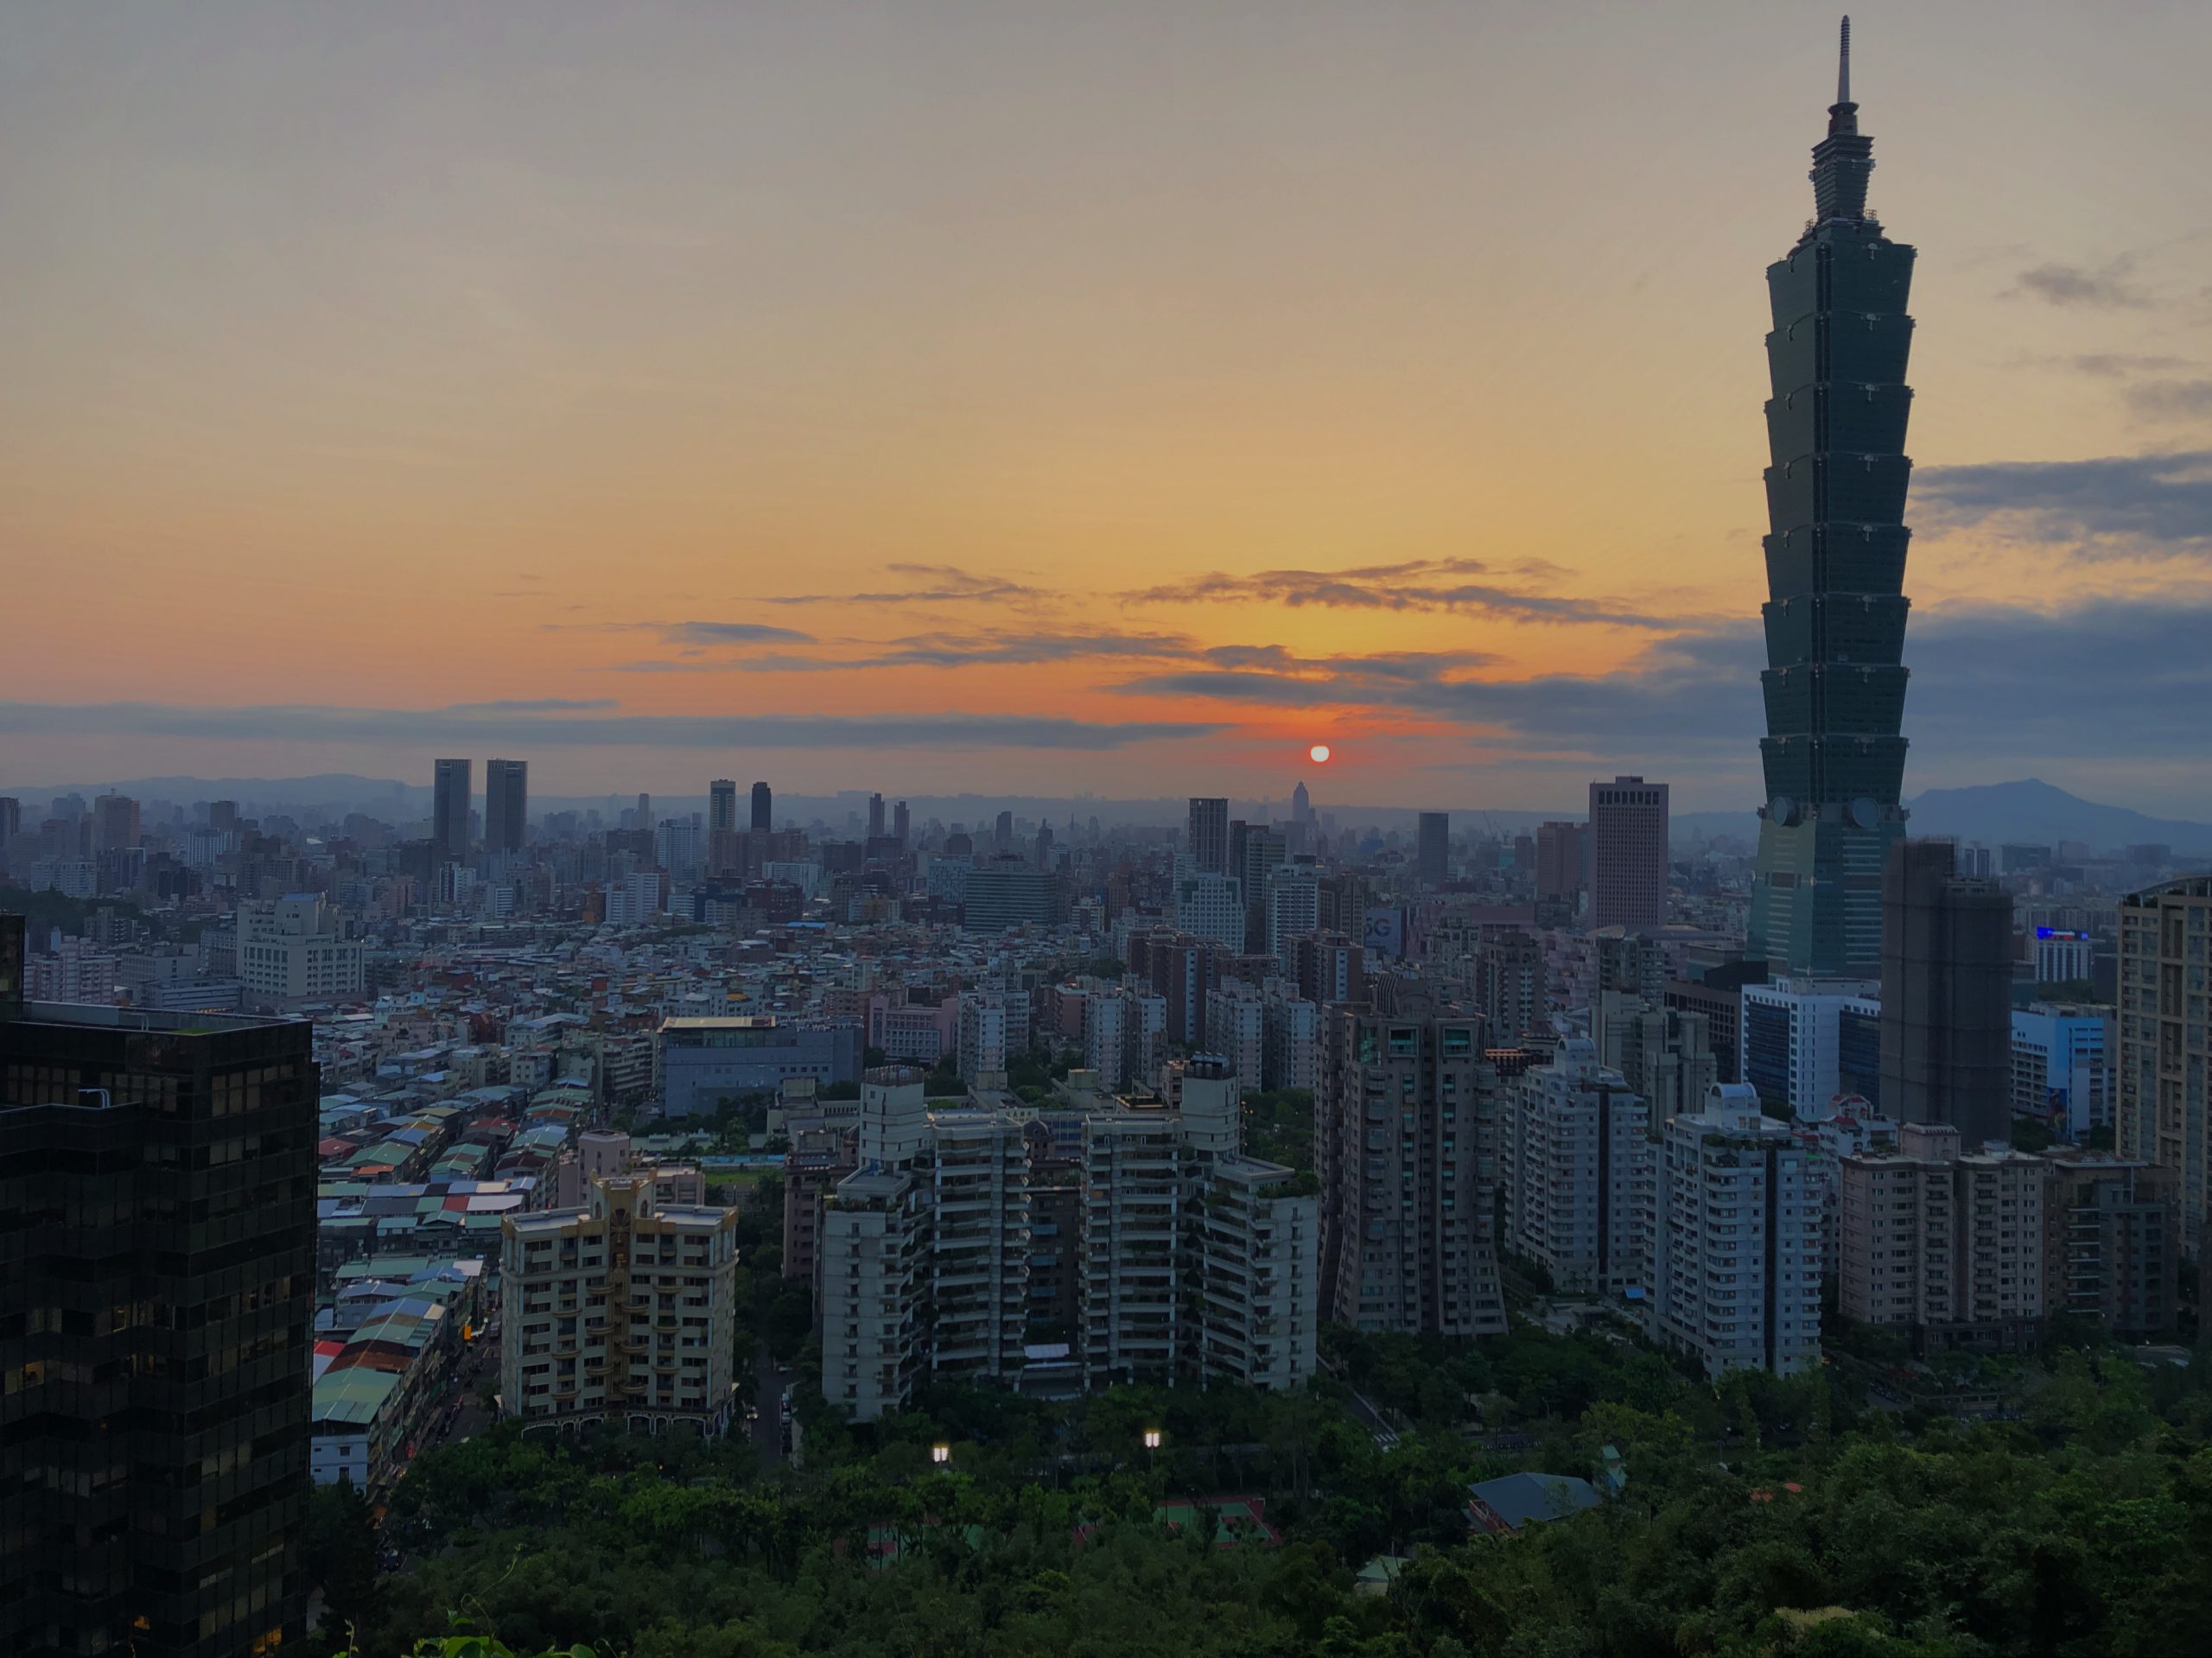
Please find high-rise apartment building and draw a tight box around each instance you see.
[2041,1153,2180,1339]
[1836,1122,2047,1353]
[1587,777,1669,932]
[1747,22,1915,978]
[813,1064,1313,1419]
[1473,929,1547,1045]
[1175,870,1246,953]
[963,855,1061,931]
[1266,862,1320,975]
[1187,797,1230,876]
[1651,1083,1822,1378]
[1504,1039,1653,1294]
[1416,812,1450,890]
[500,1172,741,1433]
[1879,839,2013,1147]
[2116,874,2212,1245]
[750,780,773,833]
[484,758,528,854]
[1316,999,1507,1337]
[1294,932,1366,1007]
[432,757,473,868]
[709,778,738,833]
[1595,994,1718,1121]
[2,913,318,1658]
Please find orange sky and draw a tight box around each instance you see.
[3,3,2209,810]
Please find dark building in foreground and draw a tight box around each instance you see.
[1746,18,1916,979]
[1880,839,2013,1147]
[1,914,317,1658]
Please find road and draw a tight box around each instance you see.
[747,1343,788,1469]
[1344,1388,1401,1450]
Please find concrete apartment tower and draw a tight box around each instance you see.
[485,757,528,854]
[432,756,473,867]
[2117,875,2212,1244]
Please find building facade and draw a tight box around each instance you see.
[1504,1039,1653,1294]
[501,1173,742,1434]
[1746,25,1915,979]
[2116,874,2212,1245]
[1587,777,1669,933]
[2,918,318,1658]
[1879,838,2013,1147]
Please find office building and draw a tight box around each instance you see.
[1880,839,2013,1147]
[2116,874,2212,1244]
[2032,927,2092,986]
[1651,1083,1822,1378]
[1187,797,1230,876]
[1746,24,1915,978]
[1535,821,1585,905]
[431,757,472,870]
[1175,870,1246,952]
[484,758,528,854]
[91,792,140,854]
[893,800,910,846]
[1837,1123,2046,1353]
[238,893,365,1007]
[501,1172,741,1434]
[1416,811,1450,890]
[709,778,738,834]
[658,1016,861,1114]
[1503,1039,1653,1294]
[1587,777,1669,932]
[2011,1003,2113,1142]
[1741,977,1880,1116]
[1316,999,1508,1337]
[868,794,886,840]
[1,913,317,1658]
[750,780,772,833]
[963,855,1060,931]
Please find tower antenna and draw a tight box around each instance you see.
[1837,16,1852,106]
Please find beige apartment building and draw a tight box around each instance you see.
[2116,875,2212,1246]
[1837,1123,2047,1353]
[501,1172,742,1434]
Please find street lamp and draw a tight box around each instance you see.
[931,1442,950,1467]
[1141,1428,1162,1452]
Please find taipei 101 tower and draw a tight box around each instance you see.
[1746,17,1915,979]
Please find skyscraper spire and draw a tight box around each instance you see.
[1808,15,1873,224]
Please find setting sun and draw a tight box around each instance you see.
[1309,744,1332,764]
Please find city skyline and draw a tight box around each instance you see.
[3,3,2209,813]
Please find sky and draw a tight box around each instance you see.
[3,1,2209,813]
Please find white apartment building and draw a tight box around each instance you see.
[500,1173,742,1435]
[1505,1039,1652,1295]
[603,871,664,926]
[1651,1083,1822,1379]
[1266,864,1321,975]
[238,893,364,1006]
[957,992,1007,1082]
[1205,985,1266,1092]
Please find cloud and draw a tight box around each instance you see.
[2126,380,2212,422]
[662,621,817,645]
[0,701,1222,752]
[760,564,1044,607]
[2066,353,2191,378]
[1914,450,2212,549]
[1119,556,1679,629]
[2013,258,2150,309]
[441,697,619,713]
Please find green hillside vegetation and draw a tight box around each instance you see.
[316,1325,2212,1658]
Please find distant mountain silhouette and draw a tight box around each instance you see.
[1902,778,2212,856]
[1679,779,2212,856]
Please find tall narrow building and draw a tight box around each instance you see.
[1879,838,2013,1147]
[1187,797,1230,876]
[1747,17,1916,979]
[750,780,773,834]
[432,756,473,867]
[709,778,739,833]
[485,757,529,854]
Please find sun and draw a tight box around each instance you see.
[1308,744,1332,764]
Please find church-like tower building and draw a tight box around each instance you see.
[1747,17,1916,978]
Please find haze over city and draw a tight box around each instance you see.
[4,2,2210,810]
